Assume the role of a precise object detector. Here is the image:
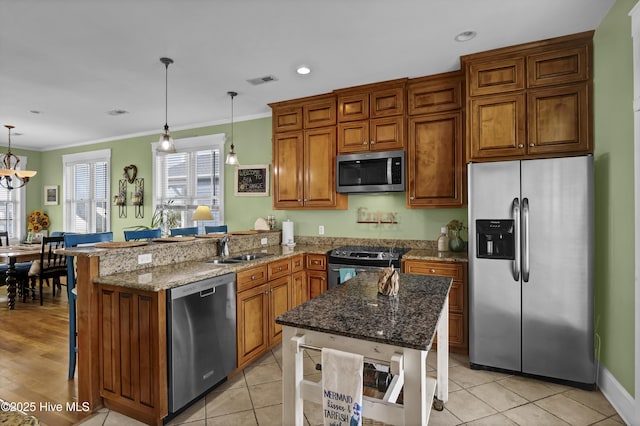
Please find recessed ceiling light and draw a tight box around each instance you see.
[29,110,42,114]
[455,31,477,42]
[296,65,311,75]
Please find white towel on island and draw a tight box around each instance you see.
[322,348,364,426]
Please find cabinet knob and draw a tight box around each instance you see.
[410,196,415,200]
[370,140,375,144]
[518,144,524,148]
[529,143,535,147]
[362,141,368,145]
[251,275,256,280]
[278,266,282,271]
[430,268,436,273]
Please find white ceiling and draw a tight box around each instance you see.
[1,0,615,151]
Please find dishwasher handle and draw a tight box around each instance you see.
[200,287,215,297]
[170,273,235,300]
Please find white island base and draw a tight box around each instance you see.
[281,299,449,426]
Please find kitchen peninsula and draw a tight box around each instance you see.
[63,233,464,425]
[276,272,452,425]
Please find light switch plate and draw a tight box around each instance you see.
[261,237,268,245]
[319,225,325,235]
[138,253,152,264]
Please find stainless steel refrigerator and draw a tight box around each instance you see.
[468,155,595,387]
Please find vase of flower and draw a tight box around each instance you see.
[446,219,466,252]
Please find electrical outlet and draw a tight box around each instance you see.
[138,253,152,265]
[319,225,325,235]
[260,237,268,245]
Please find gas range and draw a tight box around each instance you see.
[327,245,409,268]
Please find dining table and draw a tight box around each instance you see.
[0,244,41,309]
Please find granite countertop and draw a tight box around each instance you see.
[276,272,452,351]
[93,244,333,291]
[403,248,468,263]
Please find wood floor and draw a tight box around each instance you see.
[0,283,92,426]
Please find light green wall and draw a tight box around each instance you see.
[594,0,635,396]
[30,115,466,242]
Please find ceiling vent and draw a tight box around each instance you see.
[246,75,278,85]
[107,109,129,116]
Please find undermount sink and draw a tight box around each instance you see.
[206,253,272,265]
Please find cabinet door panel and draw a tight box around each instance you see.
[308,271,327,299]
[527,84,590,155]
[273,106,303,133]
[370,116,405,151]
[408,74,463,115]
[304,98,336,128]
[338,121,369,153]
[370,86,405,118]
[469,57,525,96]
[338,93,369,122]
[303,128,338,207]
[237,284,269,368]
[407,112,463,207]
[527,46,589,88]
[269,276,291,345]
[273,132,304,208]
[291,270,308,307]
[469,93,526,160]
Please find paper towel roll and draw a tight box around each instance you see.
[282,220,294,246]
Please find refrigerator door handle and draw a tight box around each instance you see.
[512,197,521,281]
[522,197,530,282]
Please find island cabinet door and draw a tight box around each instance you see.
[269,275,291,346]
[99,285,167,425]
[237,283,270,370]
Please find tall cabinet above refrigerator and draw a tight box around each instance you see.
[468,155,595,387]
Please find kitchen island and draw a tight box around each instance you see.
[276,271,452,426]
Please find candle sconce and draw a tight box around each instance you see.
[115,179,127,218]
[133,178,144,218]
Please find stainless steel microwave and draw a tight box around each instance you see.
[336,150,405,193]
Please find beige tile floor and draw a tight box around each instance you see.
[78,345,624,426]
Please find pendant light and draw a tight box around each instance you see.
[157,57,176,153]
[0,125,37,190]
[225,91,239,165]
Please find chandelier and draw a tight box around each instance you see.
[0,125,37,190]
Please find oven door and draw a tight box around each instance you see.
[327,263,384,289]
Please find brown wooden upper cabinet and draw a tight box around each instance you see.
[462,31,593,162]
[406,71,465,208]
[336,79,406,153]
[271,94,336,133]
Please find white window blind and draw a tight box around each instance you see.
[152,134,225,228]
[63,149,111,233]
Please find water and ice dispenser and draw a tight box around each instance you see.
[476,220,515,260]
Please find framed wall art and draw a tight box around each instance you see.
[234,164,270,196]
[44,185,59,205]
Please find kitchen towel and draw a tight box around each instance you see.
[321,348,363,426]
[339,268,356,283]
[282,220,294,246]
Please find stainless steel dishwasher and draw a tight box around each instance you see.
[167,272,236,414]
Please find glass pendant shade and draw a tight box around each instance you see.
[157,57,176,153]
[224,91,239,165]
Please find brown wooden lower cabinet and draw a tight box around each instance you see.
[305,254,327,299]
[99,284,167,426]
[402,259,468,354]
[237,282,270,370]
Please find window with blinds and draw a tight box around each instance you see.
[153,134,225,228]
[0,187,20,240]
[63,149,111,233]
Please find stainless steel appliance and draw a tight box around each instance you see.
[167,272,237,414]
[468,156,595,387]
[327,245,408,289]
[336,150,405,193]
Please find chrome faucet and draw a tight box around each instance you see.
[218,235,230,257]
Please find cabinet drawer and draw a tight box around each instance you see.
[468,56,525,96]
[403,260,464,281]
[237,265,268,292]
[268,258,292,280]
[291,255,304,273]
[305,254,327,271]
[527,46,589,88]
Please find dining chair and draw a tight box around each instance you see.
[28,236,67,305]
[63,231,113,379]
[124,228,161,241]
[169,227,198,236]
[0,231,32,294]
[204,225,228,234]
